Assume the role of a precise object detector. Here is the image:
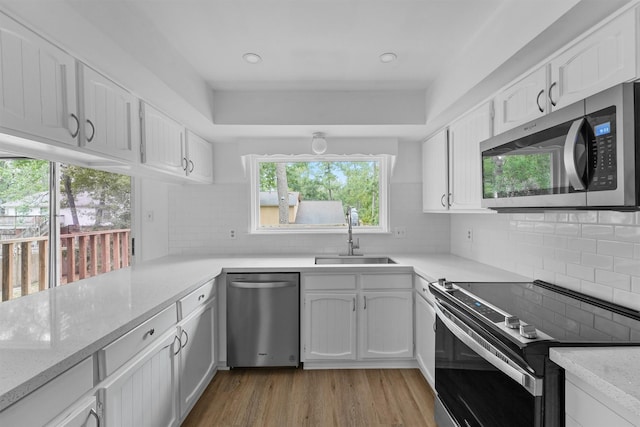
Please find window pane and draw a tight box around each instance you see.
[59,165,131,284]
[258,160,380,228]
[0,158,50,301]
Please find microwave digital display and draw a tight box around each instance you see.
[595,122,611,136]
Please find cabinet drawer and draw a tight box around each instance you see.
[98,304,177,378]
[179,279,215,319]
[303,274,357,290]
[362,274,412,289]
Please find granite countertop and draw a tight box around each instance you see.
[551,347,640,420]
[0,252,527,411]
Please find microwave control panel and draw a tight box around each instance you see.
[588,106,617,191]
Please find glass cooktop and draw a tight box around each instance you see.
[448,280,640,343]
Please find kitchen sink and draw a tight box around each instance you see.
[314,256,396,265]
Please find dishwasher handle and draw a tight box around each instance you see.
[229,281,296,289]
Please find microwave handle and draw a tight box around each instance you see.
[563,118,587,191]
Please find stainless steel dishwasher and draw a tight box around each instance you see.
[227,272,300,368]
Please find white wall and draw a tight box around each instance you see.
[167,141,450,255]
[137,178,172,262]
[450,211,640,311]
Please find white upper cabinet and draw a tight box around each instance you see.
[422,129,449,212]
[0,12,78,146]
[78,64,139,162]
[448,101,493,211]
[185,131,213,183]
[549,9,637,111]
[140,102,186,177]
[494,65,549,134]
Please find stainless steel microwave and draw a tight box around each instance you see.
[481,83,639,211]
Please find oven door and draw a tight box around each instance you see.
[434,300,543,427]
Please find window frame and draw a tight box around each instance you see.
[248,154,391,234]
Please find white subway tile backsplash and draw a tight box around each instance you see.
[581,224,615,239]
[581,252,613,270]
[555,223,581,236]
[566,263,595,282]
[595,269,631,290]
[568,211,598,223]
[615,226,640,243]
[567,237,597,253]
[597,240,634,258]
[451,209,640,310]
[598,211,635,225]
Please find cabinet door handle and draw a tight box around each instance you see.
[548,82,557,107]
[448,193,452,206]
[173,334,182,355]
[189,159,194,173]
[536,89,545,113]
[364,296,367,310]
[181,329,189,348]
[440,194,446,207]
[70,113,80,138]
[182,157,188,172]
[352,297,356,312]
[86,119,96,142]
[89,408,100,426]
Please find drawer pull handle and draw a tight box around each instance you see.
[181,330,189,348]
[89,408,100,426]
[198,294,205,301]
[173,335,182,355]
[145,328,155,339]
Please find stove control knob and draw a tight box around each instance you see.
[443,281,453,290]
[520,324,538,339]
[505,316,520,329]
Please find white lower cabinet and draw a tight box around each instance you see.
[359,291,413,359]
[97,328,179,427]
[0,357,94,426]
[177,297,217,420]
[304,292,357,360]
[302,272,413,363]
[415,287,436,389]
[565,372,637,427]
[45,395,98,427]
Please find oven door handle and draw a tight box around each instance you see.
[434,300,543,396]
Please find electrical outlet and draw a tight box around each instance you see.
[145,211,154,222]
[394,226,407,239]
[229,229,237,240]
[466,228,473,241]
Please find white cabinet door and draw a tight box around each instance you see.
[549,9,637,111]
[448,101,492,211]
[141,102,186,176]
[422,129,449,212]
[79,64,138,162]
[98,329,179,427]
[360,291,413,359]
[45,395,98,427]
[303,293,357,361]
[185,131,213,183]
[0,12,78,146]
[178,298,216,420]
[494,66,548,134]
[415,294,436,389]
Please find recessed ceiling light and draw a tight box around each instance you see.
[379,52,397,63]
[243,53,262,64]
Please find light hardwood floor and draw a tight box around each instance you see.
[182,368,436,427]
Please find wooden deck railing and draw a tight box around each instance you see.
[1,229,130,301]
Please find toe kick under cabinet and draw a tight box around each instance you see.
[302,272,414,366]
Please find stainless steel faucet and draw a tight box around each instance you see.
[345,206,360,256]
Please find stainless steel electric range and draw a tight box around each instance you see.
[428,279,640,427]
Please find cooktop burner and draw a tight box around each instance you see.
[433,280,640,344]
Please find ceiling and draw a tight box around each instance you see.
[0,0,633,143]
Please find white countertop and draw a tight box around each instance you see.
[0,252,526,411]
[551,347,640,419]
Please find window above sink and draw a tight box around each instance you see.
[247,154,391,234]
